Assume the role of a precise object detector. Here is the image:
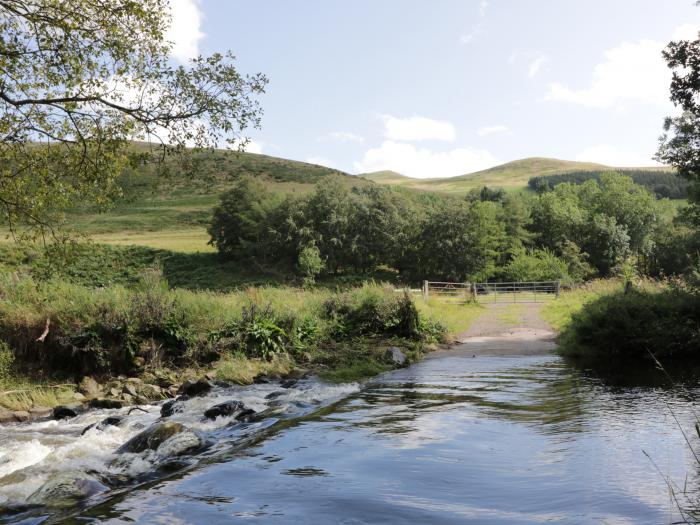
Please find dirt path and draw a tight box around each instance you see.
[435,302,557,358]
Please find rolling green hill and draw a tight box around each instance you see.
[27,149,370,253]
[361,157,667,194]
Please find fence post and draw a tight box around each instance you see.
[555,280,560,298]
[423,280,429,301]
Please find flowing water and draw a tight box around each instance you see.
[1,350,699,524]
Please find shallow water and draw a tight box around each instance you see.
[2,352,700,524]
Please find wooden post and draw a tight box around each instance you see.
[423,280,429,301]
[555,280,561,298]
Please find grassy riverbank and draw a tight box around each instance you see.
[0,270,483,411]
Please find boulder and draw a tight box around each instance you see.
[81,416,123,435]
[178,379,212,397]
[160,396,188,418]
[109,387,121,398]
[73,392,86,402]
[203,400,247,420]
[88,398,123,409]
[12,411,31,422]
[0,408,15,424]
[384,347,407,367]
[138,383,162,399]
[123,383,138,397]
[280,379,298,389]
[27,474,107,506]
[52,405,79,420]
[121,393,134,405]
[116,422,202,456]
[125,377,142,385]
[29,406,52,418]
[78,376,102,397]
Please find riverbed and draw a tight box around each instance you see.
[1,349,698,524]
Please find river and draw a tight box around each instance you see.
[1,349,699,524]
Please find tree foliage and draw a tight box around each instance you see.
[0,0,266,236]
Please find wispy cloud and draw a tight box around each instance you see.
[528,55,548,78]
[477,124,509,136]
[575,144,660,167]
[459,0,489,45]
[318,131,365,143]
[381,115,456,142]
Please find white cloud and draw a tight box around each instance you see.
[354,140,500,178]
[575,144,660,167]
[382,115,456,142]
[244,140,263,154]
[528,55,548,78]
[318,131,364,143]
[167,0,205,63]
[477,124,509,136]
[546,24,698,109]
[479,0,489,17]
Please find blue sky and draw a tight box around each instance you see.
[168,0,700,178]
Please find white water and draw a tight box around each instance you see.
[0,378,360,508]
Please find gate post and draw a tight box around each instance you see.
[555,280,560,298]
[422,280,429,301]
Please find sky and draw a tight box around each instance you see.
[166,0,700,178]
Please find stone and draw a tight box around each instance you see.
[121,393,133,405]
[160,396,188,418]
[167,385,179,397]
[178,379,211,397]
[81,416,123,435]
[138,384,162,399]
[384,347,407,367]
[280,379,297,389]
[73,392,86,402]
[203,400,245,420]
[27,475,107,506]
[109,387,121,398]
[123,383,138,396]
[88,398,123,409]
[53,405,79,420]
[29,406,52,418]
[12,410,31,422]
[116,422,202,456]
[0,408,16,424]
[125,377,142,384]
[204,371,216,380]
[78,376,102,397]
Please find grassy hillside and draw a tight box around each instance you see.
[360,157,667,194]
[44,149,371,253]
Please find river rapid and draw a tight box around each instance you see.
[1,349,699,524]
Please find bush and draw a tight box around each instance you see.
[558,287,700,367]
[500,249,569,282]
[297,244,324,285]
[0,341,15,386]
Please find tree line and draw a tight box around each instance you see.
[208,171,688,284]
[528,170,689,199]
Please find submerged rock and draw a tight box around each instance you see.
[116,422,203,456]
[81,416,123,435]
[52,405,80,420]
[203,400,255,421]
[179,379,212,397]
[384,347,407,367]
[280,379,298,389]
[27,474,107,506]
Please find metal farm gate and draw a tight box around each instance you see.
[422,280,560,303]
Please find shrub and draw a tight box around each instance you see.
[0,341,15,386]
[558,287,700,367]
[297,244,324,285]
[500,249,569,282]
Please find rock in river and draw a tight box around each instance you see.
[81,416,123,435]
[203,400,255,421]
[116,422,204,456]
[178,379,212,397]
[52,405,80,420]
[160,396,189,418]
[27,474,107,507]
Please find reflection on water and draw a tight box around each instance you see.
[4,353,700,524]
